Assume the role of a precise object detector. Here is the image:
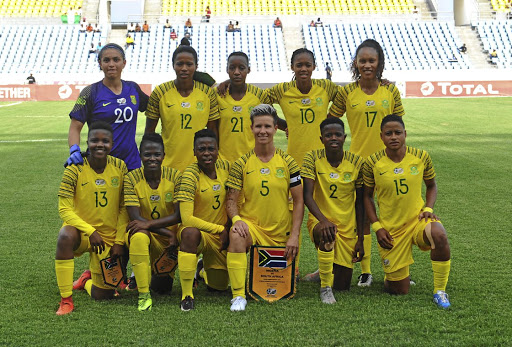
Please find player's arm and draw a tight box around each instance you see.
[207,119,219,143]
[226,187,250,237]
[145,118,159,134]
[286,182,304,260]
[180,200,224,234]
[68,119,84,148]
[303,177,337,243]
[126,206,176,238]
[327,86,346,118]
[419,177,438,221]
[353,186,365,262]
[363,184,393,249]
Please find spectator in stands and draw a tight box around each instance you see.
[170,29,178,41]
[490,49,498,60]
[86,23,94,33]
[94,23,101,32]
[26,73,36,84]
[96,42,103,53]
[143,21,150,33]
[80,18,87,32]
[135,23,142,32]
[273,17,282,28]
[185,18,193,28]
[315,18,323,27]
[126,34,135,49]
[325,62,332,80]
[128,23,135,32]
[88,43,97,58]
[234,21,241,32]
[458,43,467,54]
[227,21,235,32]
[205,6,211,22]
[309,20,315,27]
[165,19,171,29]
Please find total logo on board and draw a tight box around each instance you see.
[408,80,509,97]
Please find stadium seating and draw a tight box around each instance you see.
[303,22,471,71]
[475,20,512,68]
[0,0,82,17]
[0,25,101,74]
[124,24,287,73]
[162,0,414,16]
[490,0,511,13]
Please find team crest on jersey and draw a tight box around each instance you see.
[383,259,390,266]
[329,172,339,179]
[275,168,285,178]
[111,177,120,188]
[196,101,204,111]
[130,95,137,105]
[394,168,404,174]
[260,168,270,175]
[95,179,106,186]
[316,97,323,106]
[232,106,242,112]
[366,100,375,107]
[301,98,311,105]
[181,102,191,108]
[117,98,126,105]
[212,184,221,191]
[382,99,389,108]
[410,166,419,175]
[165,192,173,202]
[343,173,352,182]
[150,195,161,201]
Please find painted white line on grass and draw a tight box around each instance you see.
[0,139,64,143]
[0,102,23,108]
[14,115,62,118]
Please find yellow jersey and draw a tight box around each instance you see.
[175,159,231,231]
[301,149,364,238]
[363,147,436,237]
[216,84,269,163]
[268,79,338,166]
[124,166,182,242]
[330,82,404,158]
[58,156,128,246]
[226,148,301,242]
[146,81,220,172]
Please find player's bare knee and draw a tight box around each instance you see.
[90,285,115,300]
[180,228,201,251]
[431,223,449,248]
[56,227,79,250]
[227,232,247,252]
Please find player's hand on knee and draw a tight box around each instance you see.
[127,219,151,233]
[376,228,394,249]
[110,244,124,261]
[352,238,364,263]
[64,144,84,167]
[419,210,438,221]
[89,231,106,254]
[318,220,337,244]
[232,220,249,238]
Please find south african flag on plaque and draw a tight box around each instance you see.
[247,246,296,302]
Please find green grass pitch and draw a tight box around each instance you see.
[0,98,511,346]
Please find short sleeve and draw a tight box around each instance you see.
[390,84,405,117]
[329,85,347,118]
[362,158,375,188]
[69,85,93,123]
[172,170,182,203]
[146,84,164,120]
[226,157,245,191]
[134,83,149,113]
[355,167,364,189]
[301,151,317,180]
[422,151,436,180]
[176,167,199,202]
[123,174,139,207]
[208,87,220,121]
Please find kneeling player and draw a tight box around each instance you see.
[226,104,304,312]
[124,133,182,311]
[55,121,128,315]
[363,114,451,308]
[175,129,231,311]
[302,118,365,304]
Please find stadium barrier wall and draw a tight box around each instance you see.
[0,84,152,102]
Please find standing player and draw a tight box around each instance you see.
[217,52,269,163]
[66,43,149,171]
[225,104,304,312]
[327,39,405,286]
[302,118,365,304]
[55,121,128,315]
[123,133,182,311]
[145,45,220,173]
[175,129,231,311]
[363,115,451,308]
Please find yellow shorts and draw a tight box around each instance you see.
[177,226,227,272]
[126,231,175,277]
[378,218,440,280]
[308,216,357,269]
[73,231,114,290]
[244,218,288,247]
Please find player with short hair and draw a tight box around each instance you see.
[217,51,270,163]
[55,121,128,315]
[145,45,220,173]
[327,39,405,286]
[123,133,181,311]
[175,129,231,311]
[225,104,304,312]
[67,43,149,171]
[302,117,365,304]
[363,114,451,308]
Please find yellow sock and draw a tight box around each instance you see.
[178,251,197,300]
[432,260,451,293]
[361,234,372,274]
[317,249,334,288]
[130,233,151,294]
[84,279,92,296]
[227,252,247,299]
[55,259,74,298]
